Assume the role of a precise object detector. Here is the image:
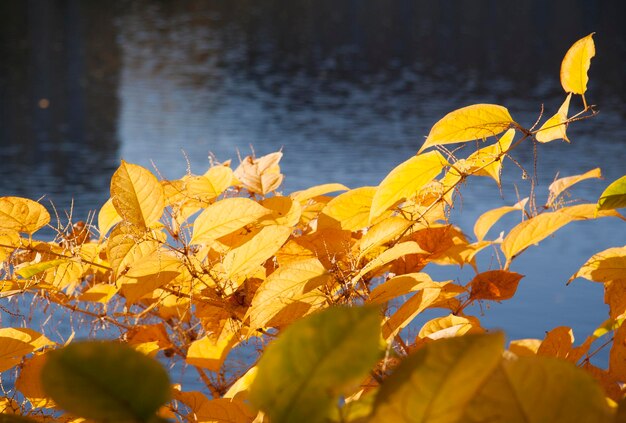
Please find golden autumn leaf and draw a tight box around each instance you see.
[15,353,55,409]
[0,328,54,372]
[369,272,439,304]
[548,168,602,207]
[119,251,184,304]
[609,322,626,381]
[186,331,237,372]
[190,197,271,245]
[418,104,515,153]
[351,242,426,286]
[234,152,284,195]
[359,216,412,259]
[202,165,235,196]
[110,160,165,229]
[369,151,447,223]
[382,285,446,340]
[418,314,483,340]
[469,270,523,301]
[222,225,292,283]
[474,198,528,242]
[462,128,516,186]
[174,390,255,423]
[246,258,329,331]
[0,197,49,234]
[97,198,122,239]
[224,366,258,400]
[107,223,159,278]
[560,33,595,95]
[537,326,574,360]
[259,196,302,227]
[535,94,572,143]
[569,246,626,283]
[604,281,626,320]
[290,183,349,204]
[509,339,542,356]
[319,187,376,231]
[78,283,119,303]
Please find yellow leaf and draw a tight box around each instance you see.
[79,283,119,303]
[290,183,349,204]
[351,242,426,286]
[536,94,572,143]
[509,339,542,356]
[0,197,49,234]
[320,186,376,231]
[537,326,574,360]
[173,390,255,423]
[43,260,84,294]
[0,328,54,372]
[246,258,329,331]
[259,196,302,227]
[0,396,20,414]
[0,230,20,262]
[107,223,159,278]
[469,270,524,301]
[569,246,626,283]
[119,251,184,304]
[110,160,165,229]
[548,168,602,207]
[560,33,595,95]
[369,272,439,304]
[97,198,122,239]
[234,152,284,195]
[15,353,55,408]
[474,197,528,241]
[125,324,172,352]
[370,151,447,222]
[418,315,483,340]
[359,217,412,259]
[202,165,235,197]
[223,225,292,282]
[224,366,258,400]
[463,128,516,186]
[382,286,444,340]
[191,198,271,245]
[418,104,515,153]
[186,332,237,372]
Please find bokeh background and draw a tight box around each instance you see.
[1,0,625,354]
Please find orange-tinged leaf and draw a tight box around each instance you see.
[119,251,184,304]
[125,324,172,352]
[223,225,292,282]
[79,283,119,303]
[174,390,255,423]
[359,216,412,259]
[97,198,122,239]
[15,353,55,408]
[191,198,271,245]
[560,33,595,95]
[473,199,529,242]
[234,152,284,195]
[548,168,602,207]
[224,366,258,400]
[0,230,20,262]
[604,281,626,320]
[291,183,349,204]
[0,197,49,234]
[186,332,237,372]
[369,151,447,222]
[509,339,542,356]
[569,246,626,283]
[469,270,523,301]
[110,160,165,229]
[107,223,159,278]
[246,258,329,331]
[418,104,514,153]
[383,287,444,340]
[259,196,302,227]
[0,328,54,372]
[352,242,426,286]
[418,314,483,340]
[536,94,572,143]
[609,322,626,381]
[320,186,376,231]
[369,272,439,304]
[537,326,574,360]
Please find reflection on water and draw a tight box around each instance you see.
[1,0,625,357]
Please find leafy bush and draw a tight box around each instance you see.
[1,33,625,422]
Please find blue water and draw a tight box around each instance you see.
[1,1,625,381]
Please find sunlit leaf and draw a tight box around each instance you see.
[372,333,504,422]
[15,353,55,409]
[537,326,573,360]
[110,160,165,229]
[604,281,626,320]
[119,251,184,304]
[186,331,237,372]
[107,223,159,278]
[246,258,329,331]
[548,168,602,207]
[174,391,254,423]
[509,339,542,356]
[234,152,284,195]
[369,272,438,304]
[474,198,528,241]
[0,328,53,372]
[369,151,447,222]
[535,94,572,143]
[569,246,626,283]
[319,187,376,231]
[0,197,49,235]
[42,342,170,422]
[359,217,412,259]
[382,286,445,340]
[291,183,349,204]
[469,270,523,301]
[352,242,426,286]
[15,259,67,279]
[463,128,516,186]
[250,306,382,423]
[97,198,122,239]
[78,283,119,304]
[418,315,483,340]
[224,366,258,400]
[418,104,514,153]
[190,197,271,245]
[597,174,626,211]
[560,33,595,95]
[259,196,302,227]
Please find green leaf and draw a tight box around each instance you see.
[597,175,626,211]
[371,333,504,423]
[15,259,67,279]
[249,306,383,423]
[462,355,613,423]
[41,342,171,423]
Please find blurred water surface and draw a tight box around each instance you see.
[1,1,625,356]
